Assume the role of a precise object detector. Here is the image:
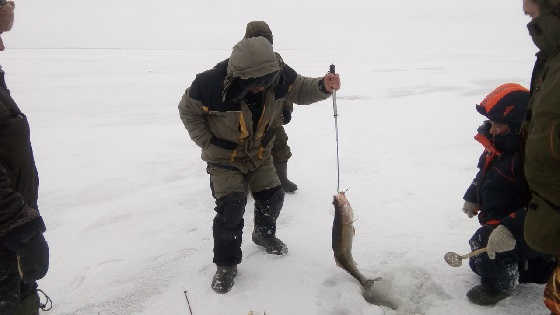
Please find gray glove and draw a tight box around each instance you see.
[487,225,516,260]
[462,201,479,218]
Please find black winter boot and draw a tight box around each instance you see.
[211,265,237,294]
[274,162,297,193]
[15,291,40,315]
[466,284,512,306]
[252,226,288,255]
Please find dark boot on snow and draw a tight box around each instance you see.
[466,284,512,306]
[14,284,52,315]
[274,162,297,193]
[252,226,288,255]
[15,291,40,315]
[211,265,237,294]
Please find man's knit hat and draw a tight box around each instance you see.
[244,21,273,44]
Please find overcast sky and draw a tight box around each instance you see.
[5,0,535,54]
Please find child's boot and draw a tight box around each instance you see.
[467,284,512,306]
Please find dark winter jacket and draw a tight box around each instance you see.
[0,67,46,251]
[524,14,560,208]
[178,37,330,173]
[523,11,560,255]
[464,122,530,231]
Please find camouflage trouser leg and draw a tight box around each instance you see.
[545,261,560,315]
[207,159,281,266]
[271,126,291,164]
[0,248,39,315]
[207,158,281,200]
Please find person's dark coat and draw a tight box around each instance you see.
[523,10,560,256]
[0,67,45,251]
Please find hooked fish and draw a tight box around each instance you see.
[332,192,398,310]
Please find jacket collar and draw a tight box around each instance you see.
[474,121,522,155]
[528,13,560,58]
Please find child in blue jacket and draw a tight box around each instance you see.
[462,83,556,305]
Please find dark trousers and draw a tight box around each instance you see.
[208,162,285,266]
[211,187,284,266]
[212,192,247,267]
[469,225,519,292]
[0,248,39,315]
[469,225,556,292]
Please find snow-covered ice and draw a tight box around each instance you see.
[2,0,550,314]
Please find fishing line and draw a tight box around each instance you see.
[330,64,341,192]
[184,290,193,315]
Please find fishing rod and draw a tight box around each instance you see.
[184,290,193,315]
[330,64,341,192]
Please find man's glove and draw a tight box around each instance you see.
[17,233,49,283]
[462,201,479,218]
[486,225,516,260]
[282,108,292,125]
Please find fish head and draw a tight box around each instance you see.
[333,191,347,205]
[333,191,353,223]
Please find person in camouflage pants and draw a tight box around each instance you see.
[244,21,297,192]
[178,36,340,294]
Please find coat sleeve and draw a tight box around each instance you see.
[285,74,331,105]
[463,153,485,203]
[463,182,479,203]
[178,87,212,149]
[0,162,44,251]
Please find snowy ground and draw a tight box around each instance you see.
[1,1,551,314]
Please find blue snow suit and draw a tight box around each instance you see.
[464,122,555,292]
